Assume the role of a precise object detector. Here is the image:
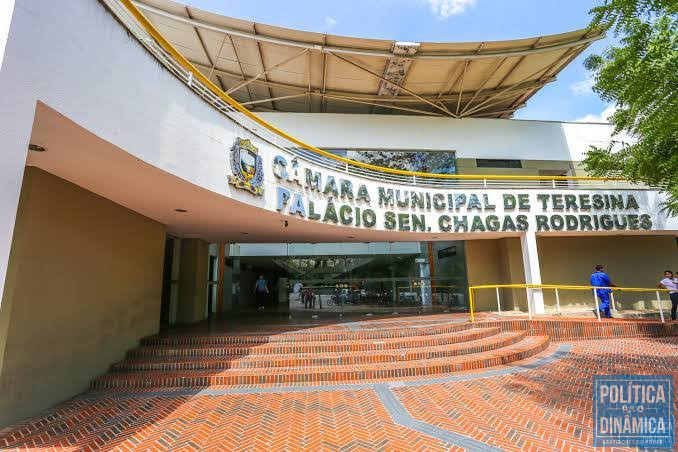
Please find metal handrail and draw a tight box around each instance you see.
[102,0,660,191]
[468,283,671,323]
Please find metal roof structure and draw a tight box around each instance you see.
[134,0,604,118]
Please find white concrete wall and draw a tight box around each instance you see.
[258,113,618,162]
[0,0,31,329]
[0,0,15,72]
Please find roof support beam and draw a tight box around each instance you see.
[320,36,328,112]
[308,49,312,112]
[191,60,551,103]
[225,34,254,102]
[459,47,580,118]
[502,44,586,118]
[330,52,456,117]
[322,94,444,116]
[461,74,555,117]
[225,48,308,94]
[207,35,228,80]
[239,92,444,116]
[500,46,584,118]
[134,2,604,60]
[459,86,548,117]
[437,60,465,99]
[454,60,470,115]
[472,106,526,117]
[493,37,542,89]
[184,6,225,91]
[458,57,507,115]
[251,23,276,110]
[240,93,308,106]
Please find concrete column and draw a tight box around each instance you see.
[168,238,181,324]
[176,239,209,324]
[520,231,545,314]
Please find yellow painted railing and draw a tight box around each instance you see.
[468,283,671,323]
[116,0,624,185]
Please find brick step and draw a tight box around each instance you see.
[113,331,525,372]
[127,327,500,359]
[140,321,472,345]
[92,336,549,389]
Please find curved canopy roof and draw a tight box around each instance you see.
[135,0,603,118]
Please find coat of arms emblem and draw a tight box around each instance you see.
[228,138,264,195]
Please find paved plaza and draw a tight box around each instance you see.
[0,315,676,451]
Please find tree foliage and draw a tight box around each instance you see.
[583,0,677,214]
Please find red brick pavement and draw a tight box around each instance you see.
[0,390,450,451]
[395,337,678,451]
[1,336,675,451]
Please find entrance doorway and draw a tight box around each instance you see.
[225,241,468,315]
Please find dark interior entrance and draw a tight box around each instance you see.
[225,241,469,316]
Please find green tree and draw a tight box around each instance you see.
[583,0,677,214]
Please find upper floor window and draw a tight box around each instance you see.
[328,149,457,175]
[476,159,522,168]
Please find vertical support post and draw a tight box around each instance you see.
[495,287,501,315]
[340,285,344,317]
[526,287,532,319]
[520,231,544,314]
[169,238,182,324]
[216,243,225,314]
[592,289,601,322]
[468,287,475,323]
[483,178,487,188]
[610,291,616,312]
[428,242,438,306]
[656,290,665,323]
[555,288,561,315]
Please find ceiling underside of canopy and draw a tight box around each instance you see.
[135,0,603,118]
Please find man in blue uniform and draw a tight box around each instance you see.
[253,274,269,311]
[590,264,615,318]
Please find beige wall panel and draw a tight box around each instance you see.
[465,239,502,311]
[0,168,165,427]
[538,235,678,310]
[497,238,527,310]
[466,238,525,311]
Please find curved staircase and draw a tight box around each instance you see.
[92,320,549,390]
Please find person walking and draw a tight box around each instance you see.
[590,264,615,319]
[657,270,678,321]
[253,275,269,311]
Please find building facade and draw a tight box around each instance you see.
[0,0,676,428]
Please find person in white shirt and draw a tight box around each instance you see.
[657,270,678,321]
